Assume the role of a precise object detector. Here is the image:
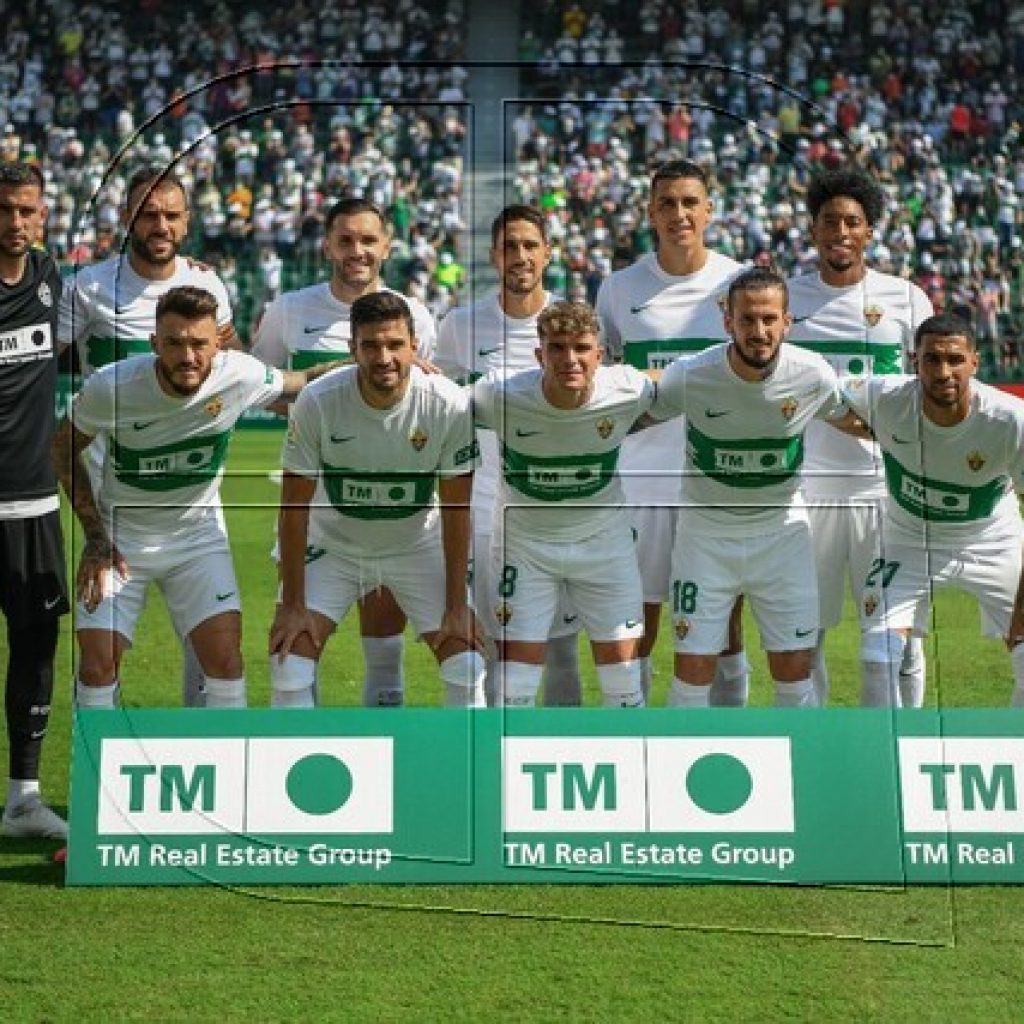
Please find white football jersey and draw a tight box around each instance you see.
[842,375,1024,546]
[652,343,846,536]
[283,366,478,558]
[788,268,934,498]
[57,255,233,376]
[252,282,436,368]
[436,291,556,516]
[596,251,742,504]
[71,352,283,555]
[473,365,654,542]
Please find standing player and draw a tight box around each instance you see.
[0,163,68,838]
[843,314,1024,706]
[57,165,237,708]
[437,204,583,705]
[54,287,328,709]
[253,197,436,708]
[473,302,652,707]
[596,159,748,705]
[269,291,486,708]
[788,166,934,706]
[650,269,861,708]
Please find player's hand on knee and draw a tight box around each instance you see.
[269,603,322,660]
[77,537,128,612]
[431,604,486,656]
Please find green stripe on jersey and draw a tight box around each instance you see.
[322,464,435,519]
[86,335,151,368]
[789,339,902,375]
[687,422,803,488]
[289,350,349,370]
[622,338,721,370]
[501,445,619,501]
[882,452,1009,523]
[110,431,232,491]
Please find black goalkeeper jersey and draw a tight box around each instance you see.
[0,248,62,502]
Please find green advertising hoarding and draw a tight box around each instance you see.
[66,709,1024,886]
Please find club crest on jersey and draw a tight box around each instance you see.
[204,396,223,417]
[674,618,690,640]
[495,603,512,625]
[596,416,614,439]
[863,593,879,617]
[37,282,52,307]
[967,451,986,472]
[864,304,884,327]
[410,428,428,451]
[781,397,799,420]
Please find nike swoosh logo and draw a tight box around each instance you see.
[303,325,330,334]
[43,596,62,611]
[795,628,815,637]
[132,420,157,430]
[477,347,500,357]
[891,435,915,444]
[562,614,578,625]
[29,729,47,740]
[630,302,653,314]
[705,409,730,418]
[515,429,541,437]
[330,435,355,443]
[216,591,235,601]
[791,315,812,324]
[625,619,641,629]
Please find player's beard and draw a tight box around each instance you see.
[732,339,779,375]
[130,231,179,267]
[156,358,209,396]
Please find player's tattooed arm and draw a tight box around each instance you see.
[52,418,129,611]
[217,323,244,351]
[269,471,323,658]
[432,472,487,656]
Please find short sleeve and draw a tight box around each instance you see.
[595,276,621,361]
[233,351,285,409]
[437,389,479,477]
[435,308,470,380]
[650,358,687,420]
[813,363,848,421]
[471,373,497,431]
[250,295,288,367]
[56,275,91,347]
[412,302,437,363]
[281,389,322,479]
[69,365,115,436]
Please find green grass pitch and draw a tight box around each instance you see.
[2,430,1023,1021]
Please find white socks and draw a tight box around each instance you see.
[774,677,816,707]
[667,678,711,708]
[540,633,583,706]
[362,635,404,707]
[899,635,926,708]
[271,654,317,708]
[709,652,751,707]
[439,651,487,707]
[204,676,246,708]
[75,679,118,708]
[809,635,829,707]
[596,660,645,707]
[499,662,544,706]
[7,778,40,808]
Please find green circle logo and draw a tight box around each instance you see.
[187,451,205,466]
[942,495,960,507]
[685,753,753,815]
[760,453,777,468]
[848,358,865,374]
[286,754,353,815]
[388,486,406,500]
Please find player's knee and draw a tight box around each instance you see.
[439,650,486,708]
[201,649,244,680]
[77,633,120,685]
[861,628,907,666]
[271,654,316,708]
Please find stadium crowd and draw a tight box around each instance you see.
[514,0,1024,379]
[0,0,470,341]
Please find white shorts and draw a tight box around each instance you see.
[806,499,883,629]
[491,520,643,644]
[859,533,1023,638]
[75,544,240,644]
[630,505,678,603]
[670,522,819,654]
[302,544,449,637]
[473,530,579,640]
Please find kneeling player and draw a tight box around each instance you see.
[55,286,323,708]
[472,302,653,707]
[843,314,1024,706]
[269,291,486,707]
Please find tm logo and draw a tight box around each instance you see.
[503,737,793,833]
[97,737,392,835]
[899,738,1024,832]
